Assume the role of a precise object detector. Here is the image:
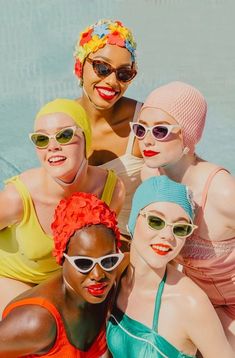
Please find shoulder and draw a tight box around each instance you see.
[0,300,56,355]
[116,97,142,121]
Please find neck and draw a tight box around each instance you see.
[159,152,198,183]
[128,244,166,290]
[51,158,89,195]
[78,91,116,124]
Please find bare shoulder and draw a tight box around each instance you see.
[0,303,56,355]
[117,97,142,120]
[109,175,126,215]
[0,178,23,229]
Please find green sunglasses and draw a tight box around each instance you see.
[140,210,197,238]
[29,126,78,149]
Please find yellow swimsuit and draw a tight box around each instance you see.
[0,170,117,283]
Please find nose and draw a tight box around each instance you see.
[89,263,105,281]
[47,138,61,152]
[159,224,174,241]
[105,71,119,86]
[143,129,155,146]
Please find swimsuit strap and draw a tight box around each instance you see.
[195,167,229,228]
[125,101,142,154]
[152,270,167,332]
[101,169,117,206]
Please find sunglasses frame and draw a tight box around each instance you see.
[139,210,197,239]
[86,57,137,83]
[130,122,181,141]
[63,252,124,274]
[29,125,78,149]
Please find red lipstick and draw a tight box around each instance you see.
[87,283,108,296]
[151,244,172,256]
[96,86,118,101]
[143,150,159,157]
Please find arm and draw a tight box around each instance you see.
[109,176,126,216]
[186,289,234,357]
[0,184,23,230]
[0,305,56,357]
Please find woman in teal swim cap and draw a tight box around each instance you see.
[107,176,233,357]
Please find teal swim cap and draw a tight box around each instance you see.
[128,175,194,236]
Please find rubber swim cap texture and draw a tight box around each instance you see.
[128,175,194,236]
[74,19,136,79]
[141,81,207,153]
[52,192,121,265]
[35,98,91,157]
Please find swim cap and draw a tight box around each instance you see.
[52,192,121,265]
[74,19,137,80]
[141,81,207,153]
[128,175,195,236]
[35,99,91,158]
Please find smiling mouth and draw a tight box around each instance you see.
[95,87,119,100]
[86,283,108,296]
[48,156,66,165]
[151,244,172,256]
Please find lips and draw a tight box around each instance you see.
[48,156,66,166]
[86,282,108,296]
[151,244,172,256]
[95,86,118,100]
[143,150,159,157]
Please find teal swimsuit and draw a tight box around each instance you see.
[107,271,195,358]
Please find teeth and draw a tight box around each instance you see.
[48,156,65,163]
[98,88,116,96]
[152,245,170,252]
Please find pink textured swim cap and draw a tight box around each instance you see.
[141,81,207,153]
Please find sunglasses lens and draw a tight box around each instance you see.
[31,134,49,148]
[152,126,169,140]
[117,68,136,82]
[147,216,165,230]
[173,224,193,237]
[93,61,112,77]
[132,123,146,138]
[74,258,93,272]
[101,255,120,270]
[56,128,74,144]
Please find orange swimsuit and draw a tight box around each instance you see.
[176,167,235,318]
[3,297,107,357]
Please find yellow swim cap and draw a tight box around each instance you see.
[35,99,91,158]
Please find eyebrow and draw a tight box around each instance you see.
[138,119,172,126]
[146,210,190,223]
[91,55,132,67]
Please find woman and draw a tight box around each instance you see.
[74,19,144,237]
[131,81,235,347]
[0,191,127,357]
[107,176,233,357]
[0,98,125,317]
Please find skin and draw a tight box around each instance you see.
[0,224,128,357]
[139,107,235,349]
[0,112,125,317]
[77,44,142,165]
[115,202,234,357]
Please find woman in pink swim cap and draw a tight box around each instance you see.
[131,81,235,349]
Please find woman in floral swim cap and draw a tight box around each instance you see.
[74,19,144,240]
[132,81,235,349]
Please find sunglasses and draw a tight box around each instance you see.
[86,58,137,83]
[140,211,197,238]
[29,126,78,149]
[63,253,124,274]
[130,122,181,141]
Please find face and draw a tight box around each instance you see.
[63,224,118,304]
[82,44,135,109]
[137,108,184,168]
[131,202,190,269]
[34,113,85,183]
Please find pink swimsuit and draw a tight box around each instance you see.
[176,167,235,318]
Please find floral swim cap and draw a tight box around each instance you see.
[74,19,137,80]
